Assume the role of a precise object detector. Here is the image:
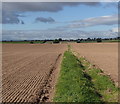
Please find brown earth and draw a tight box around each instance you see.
[2,42,119,102]
[2,44,67,102]
[71,43,118,83]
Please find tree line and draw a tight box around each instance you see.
[2,37,120,44]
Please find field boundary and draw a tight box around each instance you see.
[72,50,118,87]
[72,50,119,102]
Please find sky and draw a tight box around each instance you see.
[2,2,119,40]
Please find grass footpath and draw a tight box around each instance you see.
[54,46,103,102]
[53,45,119,103]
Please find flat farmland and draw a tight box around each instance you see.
[71,43,118,83]
[2,44,67,102]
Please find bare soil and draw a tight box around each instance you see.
[2,44,67,102]
[71,43,118,83]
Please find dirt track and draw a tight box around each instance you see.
[2,44,67,102]
[71,43,118,83]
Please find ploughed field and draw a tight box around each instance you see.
[2,44,67,102]
[71,43,118,83]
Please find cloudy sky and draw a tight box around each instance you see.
[2,2,119,40]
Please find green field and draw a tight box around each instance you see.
[76,40,120,43]
[53,45,119,102]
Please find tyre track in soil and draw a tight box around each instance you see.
[2,56,35,80]
[2,44,67,103]
[2,54,47,84]
[34,54,62,103]
[2,54,62,102]
[3,74,44,102]
[2,54,59,102]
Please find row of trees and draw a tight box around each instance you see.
[77,38,102,43]
[2,37,120,44]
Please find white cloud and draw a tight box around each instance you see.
[67,14,118,28]
[110,27,119,32]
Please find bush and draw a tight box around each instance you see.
[59,38,62,41]
[76,39,81,43]
[30,41,34,44]
[43,40,46,43]
[53,39,60,43]
[97,38,102,42]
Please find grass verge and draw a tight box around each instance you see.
[79,57,119,102]
[53,50,103,102]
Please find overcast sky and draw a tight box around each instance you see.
[2,2,119,40]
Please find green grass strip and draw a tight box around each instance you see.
[79,57,119,102]
[53,50,103,102]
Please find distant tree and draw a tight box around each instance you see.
[76,39,81,43]
[59,38,62,41]
[30,41,34,44]
[43,40,46,43]
[93,38,96,41]
[87,38,91,41]
[104,38,109,40]
[3,40,6,42]
[97,38,102,42]
[117,37,120,40]
[80,39,83,41]
[70,39,74,41]
[53,39,60,43]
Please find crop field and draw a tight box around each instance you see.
[71,43,118,83]
[2,44,67,102]
[2,43,119,103]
